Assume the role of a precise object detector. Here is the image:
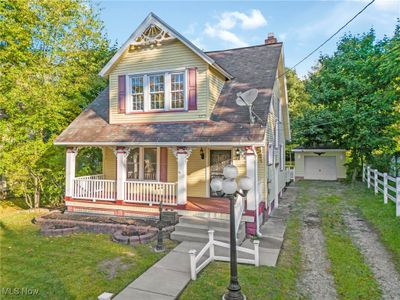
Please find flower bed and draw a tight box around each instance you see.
[40,224,80,236]
[112,227,158,245]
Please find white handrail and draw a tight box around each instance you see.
[75,174,104,180]
[73,178,116,201]
[189,230,260,280]
[363,165,400,217]
[124,180,177,205]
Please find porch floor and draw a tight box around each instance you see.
[181,197,229,214]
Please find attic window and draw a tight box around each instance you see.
[127,70,187,113]
[133,24,174,47]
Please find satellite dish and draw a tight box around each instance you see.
[235,89,259,124]
[235,89,258,106]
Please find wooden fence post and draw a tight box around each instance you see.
[383,173,388,204]
[374,169,378,194]
[254,240,260,267]
[367,166,371,188]
[208,230,215,261]
[189,249,197,280]
[396,177,400,217]
[362,165,366,182]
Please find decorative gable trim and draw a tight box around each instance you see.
[99,12,233,80]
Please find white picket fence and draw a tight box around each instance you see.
[188,230,260,280]
[362,165,400,216]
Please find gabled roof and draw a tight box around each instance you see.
[99,12,233,80]
[55,43,283,146]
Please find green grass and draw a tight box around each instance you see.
[180,197,303,300]
[317,193,381,299]
[345,183,400,273]
[0,206,176,300]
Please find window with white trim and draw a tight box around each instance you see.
[128,71,186,113]
[131,76,144,111]
[275,119,279,149]
[267,143,274,165]
[171,73,185,109]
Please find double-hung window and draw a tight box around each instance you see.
[149,74,165,110]
[131,76,144,111]
[128,70,186,113]
[127,147,158,181]
[171,73,185,109]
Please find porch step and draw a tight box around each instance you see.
[171,216,246,244]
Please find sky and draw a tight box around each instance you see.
[97,0,399,77]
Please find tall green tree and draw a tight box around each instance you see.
[0,0,112,207]
[295,25,399,180]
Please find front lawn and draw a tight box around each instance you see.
[0,202,176,300]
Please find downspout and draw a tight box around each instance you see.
[252,146,262,237]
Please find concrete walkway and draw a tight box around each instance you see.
[114,187,294,299]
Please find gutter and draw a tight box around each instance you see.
[53,141,267,147]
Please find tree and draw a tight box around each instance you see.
[0,0,112,207]
[296,25,400,181]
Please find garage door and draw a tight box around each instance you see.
[304,156,337,180]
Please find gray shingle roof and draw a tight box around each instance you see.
[55,43,282,145]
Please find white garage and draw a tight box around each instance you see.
[293,148,347,181]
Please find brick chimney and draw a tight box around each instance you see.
[265,32,277,44]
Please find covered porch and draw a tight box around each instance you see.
[64,146,260,221]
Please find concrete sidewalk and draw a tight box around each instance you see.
[113,186,295,299]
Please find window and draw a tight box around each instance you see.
[126,148,158,180]
[143,148,157,180]
[267,143,274,166]
[127,148,140,179]
[171,73,185,109]
[275,119,279,149]
[127,70,187,113]
[131,76,144,111]
[149,74,165,110]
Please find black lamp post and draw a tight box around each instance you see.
[210,165,253,300]
[154,201,165,252]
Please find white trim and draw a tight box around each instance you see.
[98,13,233,80]
[55,141,266,147]
[292,149,347,153]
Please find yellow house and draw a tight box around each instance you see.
[55,13,291,237]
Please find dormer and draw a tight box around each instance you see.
[100,13,232,124]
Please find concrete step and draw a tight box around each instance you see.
[171,216,246,244]
[178,216,232,228]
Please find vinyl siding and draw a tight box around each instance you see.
[109,40,209,123]
[103,147,116,180]
[294,151,347,179]
[208,67,225,117]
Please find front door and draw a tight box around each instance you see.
[210,150,232,197]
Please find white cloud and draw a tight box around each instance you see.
[373,0,400,11]
[203,9,266,48]
[205,24,248,47]
[217,9,267,30]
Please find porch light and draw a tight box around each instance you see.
[200,148,205,160]
[235,148,241,160]
[210,164,253,300]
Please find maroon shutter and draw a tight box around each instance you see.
[118,75,126,113]
[159,147,168,182]
[188,68,197,110]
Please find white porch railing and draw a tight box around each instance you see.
[362,165,400,217]
[73,176,116,201]
[234,195,245,235]
[75,174,105,180]
[189,230,260,280]
[124,180,177,205]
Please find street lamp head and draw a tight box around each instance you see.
[222,178,238,195]
[223,164,238,179]
[210,177,223,192]
[238,176,253,192]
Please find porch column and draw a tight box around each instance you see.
[115,147,130,203]
[245,147,257,210]
[173,147,192,205]
[65,147,78,199]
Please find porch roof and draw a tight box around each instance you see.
[55,43,282,146]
